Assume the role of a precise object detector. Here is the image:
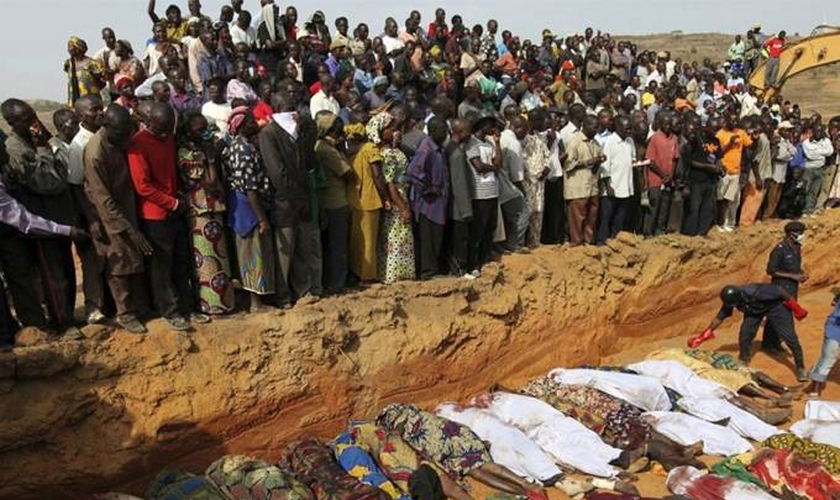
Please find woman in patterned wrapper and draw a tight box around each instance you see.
[176,111,235,314]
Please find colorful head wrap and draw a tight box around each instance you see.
[376,403,415,431]
[365,111,393,145]
[114,75,133,91]
[227,106,250,136]
[68,36,88,54]
[344,123,366,140]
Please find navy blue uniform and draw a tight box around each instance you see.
[762,240,803,351]
[717,283,804,369]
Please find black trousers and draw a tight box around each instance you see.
[141,216,195,319]
[739,304,804,369]
[418,215,445,280]
[682,182,717,236]
[0,283,20,344]
[761,283,798,352]
[322,207,349,293]
[32,238,76,328]
[469,198,498,270]
[447,219,471,275]
[597,196,632,243]
[541,177,565,244]
[0,231,46,329]
[642,188,673,236]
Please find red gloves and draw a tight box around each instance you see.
[784,298,808,320]
[688,328,716,348]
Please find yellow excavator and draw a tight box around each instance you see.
[749,25,840,103]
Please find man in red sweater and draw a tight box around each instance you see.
[127,102,209,331]
[764,31,786,88]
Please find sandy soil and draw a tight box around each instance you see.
[1,211,839,499]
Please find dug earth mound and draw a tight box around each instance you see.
[2,212,840,499]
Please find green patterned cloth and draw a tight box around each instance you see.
[146,470,227,500]
[684,349,743,370]
[206,454,315,500]
[710,456,766,488]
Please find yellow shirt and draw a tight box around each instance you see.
[167,20,189,44]
[716,128,753,175]
[349,142,384,211]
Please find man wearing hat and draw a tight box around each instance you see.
[326,39,350,77]
[761,221,809,355]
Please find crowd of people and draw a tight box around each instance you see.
[2,1,840,345]
[85,346,840,500]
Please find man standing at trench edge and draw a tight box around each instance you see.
[762,221,808,357]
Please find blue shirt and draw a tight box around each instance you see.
[826,299,840,342]
[197,52,233,95]
[354,68,374,95]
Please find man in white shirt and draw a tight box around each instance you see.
[466,114,502,273]
[542,110,565,244]
[623,76,642,110]
[645,62,665,87]
[67,95,109,324]
[559,104,583,149]
[801,124,835,214]
[230,10,256,47]
[381,17,405,66]
[597,116,636,243]
[309,73,340,117]
[92,27,119,101]
[498,115,529,252]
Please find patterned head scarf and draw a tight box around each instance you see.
[344,123,366,140]
[365,111,393,145]
[228,106,250,136]
[376,403,415,431]
[68,36,88,54]
[261,4,277,42]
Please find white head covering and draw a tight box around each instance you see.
[261,3,277,42]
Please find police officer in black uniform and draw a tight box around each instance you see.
[762,221,808,353]
[702,283,809,381]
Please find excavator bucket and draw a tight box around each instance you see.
[749,29,840,103]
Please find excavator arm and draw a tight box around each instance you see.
[749,30,840,103]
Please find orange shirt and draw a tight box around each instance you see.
[674,98,695,111]
[716,128,753,175]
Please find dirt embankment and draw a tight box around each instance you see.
[2,211,840,500]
